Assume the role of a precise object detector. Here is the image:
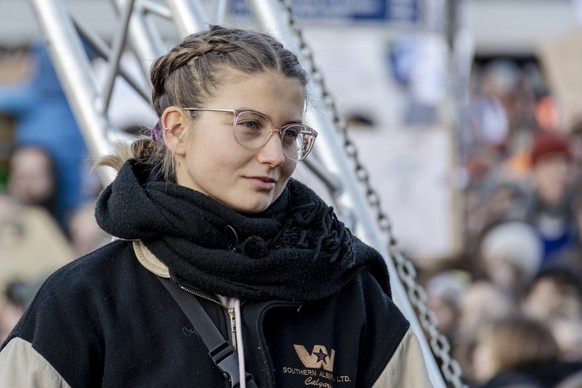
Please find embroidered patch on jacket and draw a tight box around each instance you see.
[281,344,353,386]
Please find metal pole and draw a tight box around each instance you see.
[29,0,118,185]
[113,0,168,85]
[101,0,137,113]
[167,0,209,37]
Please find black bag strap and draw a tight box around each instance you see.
[158,276,258,388]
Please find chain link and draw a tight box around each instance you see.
[276,1,467,387]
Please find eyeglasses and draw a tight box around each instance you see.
[182,108,318,161]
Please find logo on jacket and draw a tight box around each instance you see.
[283,344,352,385]
[293,344,336,372]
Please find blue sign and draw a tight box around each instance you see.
[230,0,419,24]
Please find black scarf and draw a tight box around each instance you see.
[96,159,389,301]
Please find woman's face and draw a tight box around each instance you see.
[532,154,572,206]
[172,70,305,213]
[8,147,55,206]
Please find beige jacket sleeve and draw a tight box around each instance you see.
[0,337,71,388]
[372,329,435,388]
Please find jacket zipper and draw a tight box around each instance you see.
[178,285,238,351]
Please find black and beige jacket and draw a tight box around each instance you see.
[0,160,433,387]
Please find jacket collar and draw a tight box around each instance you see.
[133,240,170,278]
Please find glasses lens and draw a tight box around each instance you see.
[234,111,271,149]
[281,125,315,161]
[233,110,316,161]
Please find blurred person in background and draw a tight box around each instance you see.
[523,129,577,264]
[463,180,530,251]
[455,279,515,381]
[466,61,511,159]
[0,144,75,291]
[457,280,515,341]
[521,264,582,383]
[480,181,530,228]
[424,267,471,378]
[5,144,58,219]
[475,219,543,300]
[470,314,581,388]
[521,264,582,322]
[0,41,89,233]
[425,269,470,345]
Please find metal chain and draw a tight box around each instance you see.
[275,1,467,387]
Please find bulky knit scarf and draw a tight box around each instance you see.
[96,159,390,301]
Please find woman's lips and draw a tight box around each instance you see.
[246,176,277,190]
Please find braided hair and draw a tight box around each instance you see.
[98,25,308,181]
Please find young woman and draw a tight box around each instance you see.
[0,25,432,387]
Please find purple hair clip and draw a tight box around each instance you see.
[152,122,163,144]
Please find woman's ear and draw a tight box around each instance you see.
[161,107,188,156]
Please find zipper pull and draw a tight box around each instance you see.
[227,307,237,351]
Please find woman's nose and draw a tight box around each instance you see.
[257,132,286,166]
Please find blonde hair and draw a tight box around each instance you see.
[97,25,308,181]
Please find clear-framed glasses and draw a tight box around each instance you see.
[182,108,318,161]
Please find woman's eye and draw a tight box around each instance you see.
[242,121,260,130]
[284,128,300,139]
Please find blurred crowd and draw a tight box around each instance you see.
[423,59,582,387]
[1,39,582,387]
[0,42,111,343]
